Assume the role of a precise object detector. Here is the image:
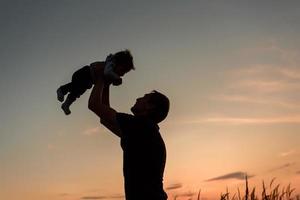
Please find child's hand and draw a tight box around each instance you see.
[112,78,122,86]
[104,54,122,86]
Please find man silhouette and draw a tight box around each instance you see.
[88,70,169,200]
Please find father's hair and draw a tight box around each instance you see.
[148,90,170,123]
[114,49,135,71]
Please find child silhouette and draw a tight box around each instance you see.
[57,50,134,115]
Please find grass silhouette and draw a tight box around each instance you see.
[172,176,299,200]
[218,176,299,200]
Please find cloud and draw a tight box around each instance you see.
[296,171,300,174]
[81,194,124,200]
[232,80,293,93]
[166,183,183,190]
[213,94,268,104]
[205,171,254,182]
[278,67,300,79]
[212,94,300,109]
[228,65,300,94]
[81,197,106,200]
[206,116,300,124]
[279,150,296,157]
[83,127,100,136]
[59,193,69,196]
[268,162,296,172]
[175,191,196,198]
[183,115,300,125]
[232,65,300,80]
[235,41,300,90]
[239,40,300,66]
[206,63,300,126]
[108,194,125,199]
[47,144,57,150]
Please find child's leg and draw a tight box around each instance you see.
[59,83,72,94]
[57,83,72,102]
[61,93,76,115]
[71,65,93,98]
[60,66,93,115]
[61,84,90,115]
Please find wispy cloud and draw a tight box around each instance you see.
[268,162,296,172]
[213,94,268,104]
[183,115,300,125]
[83,127,101,136]
[210,42,300,125]
[81,196,105,200]
[192,41,300,130]
[239,40,300,66]
[230,79,294,93]
[279,150,296,157]
[81,194,124,200]
[232,65,300,81]
[166,183,183,190]
[175,191,195,198]
[47,143,57,150]
[108,194,125,199]
[206,116,300,124]
[228,64,300,95]
[206,64,300,126]
[205,171,254,182]
[212,94,300,109]
[59,193,70,196]
[278,67,300,80]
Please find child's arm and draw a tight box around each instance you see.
[103,55,122,86]
[90,58,122,86]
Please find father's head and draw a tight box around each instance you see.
[131,90,170,123]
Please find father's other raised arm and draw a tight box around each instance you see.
[88,78,122,137]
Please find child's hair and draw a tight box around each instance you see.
[148,90,170,123]
[113,49,135,71]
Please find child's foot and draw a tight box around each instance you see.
[57,87,65,102]
[61,103,71,115]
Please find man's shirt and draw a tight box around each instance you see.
[116,113,168,200]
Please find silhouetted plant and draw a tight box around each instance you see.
[172,176,298,200]
[218,176,298,200]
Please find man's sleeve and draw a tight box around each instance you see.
[115,112,134,137]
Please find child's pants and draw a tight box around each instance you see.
[60,65,93,102]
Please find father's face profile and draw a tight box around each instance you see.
[130,93,153,117]
[131,91,170,123]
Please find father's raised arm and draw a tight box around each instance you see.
[88,79,122,137]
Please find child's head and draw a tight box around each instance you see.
[113,49,135,76]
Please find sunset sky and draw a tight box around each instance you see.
[1,1,300,200]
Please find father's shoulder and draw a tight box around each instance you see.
[116,112,135,126]
[116,112,134,119]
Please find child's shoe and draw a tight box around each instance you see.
[61,102,71,115]
[56,87,65,102]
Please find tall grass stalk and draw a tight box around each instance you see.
[217,176,298,200]
[172,176,298,200]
